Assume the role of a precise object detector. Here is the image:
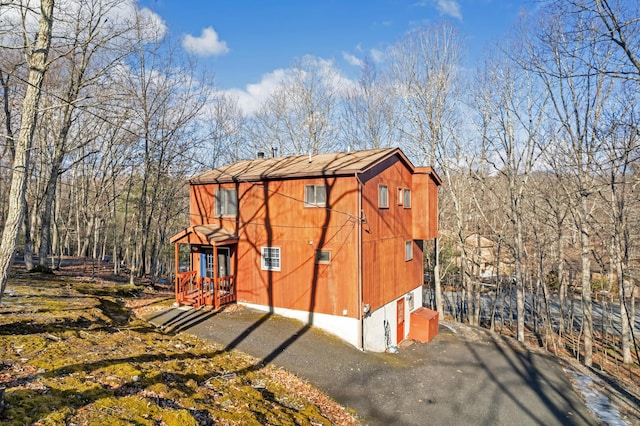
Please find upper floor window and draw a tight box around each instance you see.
[397,187,404,205]
[403,189,411,208]
[215,188,238,217]
[379,185,389,208]
[305,185,326,207]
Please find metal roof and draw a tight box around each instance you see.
[189,148,412,184]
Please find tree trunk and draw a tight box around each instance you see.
[558,230,566,336]
[37,155,63,268]
[22,209,34,271]
[515,217,526,342]
[617,252,631,363]
[0,0,55,302]
[580,208,593,366]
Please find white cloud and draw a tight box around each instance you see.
[370,48,384,63]
[223,57,356,115]
[435,0,462,19]
[183,26,229,56]
[414,0,462,20]
[224,68,290,114]
[342,52,364,67]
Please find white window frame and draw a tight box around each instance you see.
[261,246,281,271]
[379,185,389,208]
[405,241,413,261]
[215,188,238,217]
[403,189,412,209]
[304,185,327,207]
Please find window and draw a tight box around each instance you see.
[315,250,331,264]
[403,189,411,208]
[405,241,413,261]
[304,185,326,207]
[215,188,238,217]
[261,247,281,271]
[379,185,389,208]
[397,187,403,205]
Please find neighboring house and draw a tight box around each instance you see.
[170,148,441,352]
[463,233,512,279]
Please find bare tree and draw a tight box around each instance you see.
[559,0,640,80]
[340,56,396,150]
[32,0,139,269]
[387,22,464,320]
[593,90,639,363]
[522,7,616,366]
[116,10,211,279]
[0,0,55,302]
[471,45,549,342]
[201,92,245,168]
[246,57,340,157]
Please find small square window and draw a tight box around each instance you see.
[315,250,331,264]
[403,189,411,208]
[261,247,281,271]
[405,241,413,261]
[379,185,389,208]
[305,185,326,207]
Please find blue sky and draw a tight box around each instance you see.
[140,1,530,108]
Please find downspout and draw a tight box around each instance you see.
[355,172,364,351]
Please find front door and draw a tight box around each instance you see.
[397,298,405,345]
[200,248,214,278]
[217,247,230,277]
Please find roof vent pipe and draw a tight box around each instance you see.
[257,151,265,159]
[272,146,278,158]
[308,152,312,163]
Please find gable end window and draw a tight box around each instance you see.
[397,187,403,205]
[215,188,238,217]
[405,241,413,261]
[304,185,326,207]
[403,189,411,208]
[379,185,389,208]
[261,247,281,271]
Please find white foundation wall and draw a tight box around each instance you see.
[363,285,423,352]
[239,302,361,349]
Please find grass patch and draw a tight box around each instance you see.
[0,273,358,425]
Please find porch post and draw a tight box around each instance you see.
[213,245,219,308]
[174,243,179,302]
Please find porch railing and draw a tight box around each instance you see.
[176,270,198,305]
[176,271,236,309]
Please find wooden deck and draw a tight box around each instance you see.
[176,270,236,309]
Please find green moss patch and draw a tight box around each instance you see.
[0,274,358,425]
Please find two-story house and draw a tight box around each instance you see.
[170,147,440,352]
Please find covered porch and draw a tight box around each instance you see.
[170,225,239,309]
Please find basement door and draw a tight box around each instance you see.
[397,298,405,345]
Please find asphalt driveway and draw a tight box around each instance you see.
[146,305,600,425]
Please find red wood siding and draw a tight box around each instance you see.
[185,151,439,319]
[360,157,424,312]
[412,169,439,240]
[192,177,360,318]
